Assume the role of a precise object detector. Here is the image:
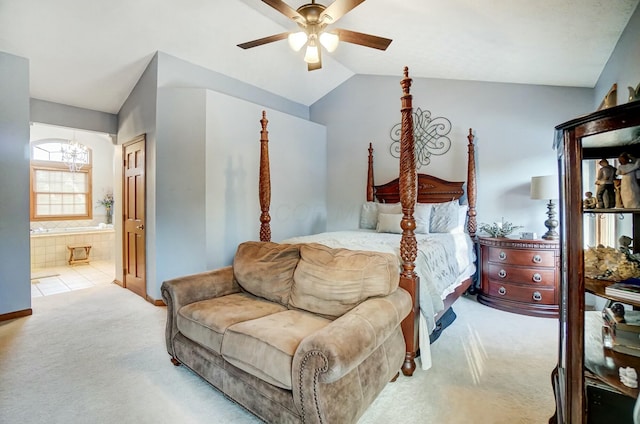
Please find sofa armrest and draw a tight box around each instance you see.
[292,288,411,423]
[294,287,411,383]
[161,266,239,310]
[161,266,240,357]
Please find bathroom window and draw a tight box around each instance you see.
[30,140,93,221]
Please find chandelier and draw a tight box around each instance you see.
[61,137,88,172]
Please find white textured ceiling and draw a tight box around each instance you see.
[0,0,638,114]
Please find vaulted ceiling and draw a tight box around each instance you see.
[1,0,638,114]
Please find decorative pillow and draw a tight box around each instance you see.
[289,243,400,318]
[449,205,469,234]
[359,202,378,230]
[376,213,403,234]
[414,203,432,234]
[233,241,300,306]
[430,200,461,233]
[377,202,402,220]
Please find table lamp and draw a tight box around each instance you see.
[530,175,559,240]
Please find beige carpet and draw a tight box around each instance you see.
[0,284,558,423]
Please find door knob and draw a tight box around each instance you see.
[136,224,144,230]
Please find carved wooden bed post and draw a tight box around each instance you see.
[466,128,477,238]
[259,111,271,242]
[398,67,420,377]
[366,143,375,202]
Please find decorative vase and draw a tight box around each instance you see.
[106,206,112,224]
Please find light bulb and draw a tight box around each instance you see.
[288,31,308,52]
[319,32,339,52]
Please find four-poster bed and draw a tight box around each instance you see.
[258,67,478,376]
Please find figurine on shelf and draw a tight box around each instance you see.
[619,235,640,263]
[583,191,597,209]
[628,83,640,102]
[614,179,624,208]
[595,158,617,208]
[617,152,640,209]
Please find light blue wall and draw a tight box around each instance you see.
[155,88,208,287]
[204,90,327,268]
[30,98,118,135]
[156,51,309,120]
[310,75,593,236]
[595,2,640,107]
[150,88,326,299]
[0,52,31,316]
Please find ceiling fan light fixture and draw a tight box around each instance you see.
[287,31,308,52]
[304,39,320,64]
[319,32,339,52]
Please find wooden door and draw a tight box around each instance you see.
[123,135,146,298]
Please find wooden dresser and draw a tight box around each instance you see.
[477,237,560,318]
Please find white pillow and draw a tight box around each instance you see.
[359,202,379,230]
[430,200,461,233]
[377,202,402,216]
[376,213,403,234]
[414,203,432,234]
[376,202,402,227]
[449,205,469,234]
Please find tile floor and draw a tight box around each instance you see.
[30,260,116,297]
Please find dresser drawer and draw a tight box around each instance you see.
[486,263,556,286]
[488,247,555,267]
[486,281,556,305]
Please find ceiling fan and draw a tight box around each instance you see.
[237,0,392,71]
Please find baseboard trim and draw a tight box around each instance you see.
[0,308,33,322]
[146,295,166,307]
[113,279,124,287]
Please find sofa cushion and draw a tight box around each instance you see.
[233,241,300,306]
[222,310,331,390]
[177,293,287,354]
[289,243,400,318]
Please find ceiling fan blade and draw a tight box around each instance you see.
[237,32,290,49]
[308,48,322,71]
[262,0,305,23]
[320,0,366,24]
[334,29,392,50]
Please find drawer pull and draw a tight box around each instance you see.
[532,273,542,283]
[498,286,507,295]
[532,254,542,264]
[532,291,542,301]
[498,269,507,278]
[499,251,507,260]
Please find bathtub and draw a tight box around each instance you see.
[30,225,115,269]
[30,224,114,235]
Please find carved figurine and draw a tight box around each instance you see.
[628,83,640,102]
[617,153,640,209]
[595,158,617,208]
[583,191,597,209]
[615,179,624,208]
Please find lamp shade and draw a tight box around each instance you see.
[530,175,558,200]
[288,32,308,52]
[319,32,339,52]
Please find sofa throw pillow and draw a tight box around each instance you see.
[289,243,400,318]
[359,202,378,230]
[376,213,403,234]
[233,241,300,306]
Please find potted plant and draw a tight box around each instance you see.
[97,192,114,224]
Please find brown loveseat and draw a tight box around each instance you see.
[161,241,412,424]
